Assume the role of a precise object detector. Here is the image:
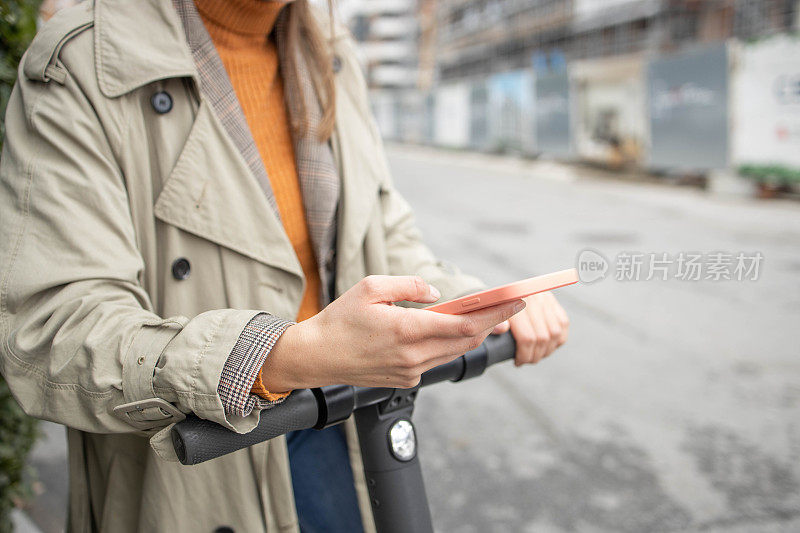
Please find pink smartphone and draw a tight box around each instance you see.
[425,268,579,315]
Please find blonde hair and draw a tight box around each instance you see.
[282,0,336,141]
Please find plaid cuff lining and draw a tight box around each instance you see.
[219,313,294,417]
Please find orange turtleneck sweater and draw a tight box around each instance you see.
[196,0,321,398]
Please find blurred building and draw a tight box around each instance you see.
[342,0,800,185]
[338,0,438,141]
[338,0,437,90]
[435,0,798,81]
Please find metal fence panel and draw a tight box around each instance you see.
[434,83,471,148]
[469,79,489,151]
[647,43,729,171]
[535,72,572,157]
[486,70,535,154]
[732,36,800,170]
[571,55,647,167]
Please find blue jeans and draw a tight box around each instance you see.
[286,425,364,533]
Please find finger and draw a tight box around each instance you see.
[492,320,510,335]
[541,304,563,356]
[552,299,570,344]
[414,327,496,373]
[415,341,479,374]
[392,333,485,379]
[545,301,567,347]
[409,299,525,340]
[508,311,536,366]
[553,298,569,323]
[543,293,569,327]
[359,275,440,304]
[527,304,551,363]
[450,300,525,339]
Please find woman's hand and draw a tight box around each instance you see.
[261,275,525,391]
[492,292,569,365]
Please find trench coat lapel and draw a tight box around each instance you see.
[153,100,303,278]
[171,0,280,218]
[93,0,300,277]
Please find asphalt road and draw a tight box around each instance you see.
[386,145,800,532]
[21,145,800,532]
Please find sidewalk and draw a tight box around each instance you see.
[19,421,68,533]
[12,509,42,533]
[384,142,768,200]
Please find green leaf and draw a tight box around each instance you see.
[0,1,43,528]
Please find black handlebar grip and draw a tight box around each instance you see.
[172,388,319,465]
[484,332,517,366]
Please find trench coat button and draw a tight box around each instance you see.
[151,91,173,114]
[171,258,191,280]
[332,55,342,73]
[213,528,234,533]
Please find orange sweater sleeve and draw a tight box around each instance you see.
[251,372,291,402]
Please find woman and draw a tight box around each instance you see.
[0,0,569,531]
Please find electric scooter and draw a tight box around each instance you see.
[172,333,517,533]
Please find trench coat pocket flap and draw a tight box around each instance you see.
[153,102,302,278]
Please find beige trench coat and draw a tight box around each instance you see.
[0,0,483,531]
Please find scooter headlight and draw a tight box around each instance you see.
[388,419,416,461]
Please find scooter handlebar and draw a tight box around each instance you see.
[172,333,517,465]
[171,388,319,465]
[483,330,517,366]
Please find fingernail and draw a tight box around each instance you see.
[513,301,526,313]
[430,285,441,300]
